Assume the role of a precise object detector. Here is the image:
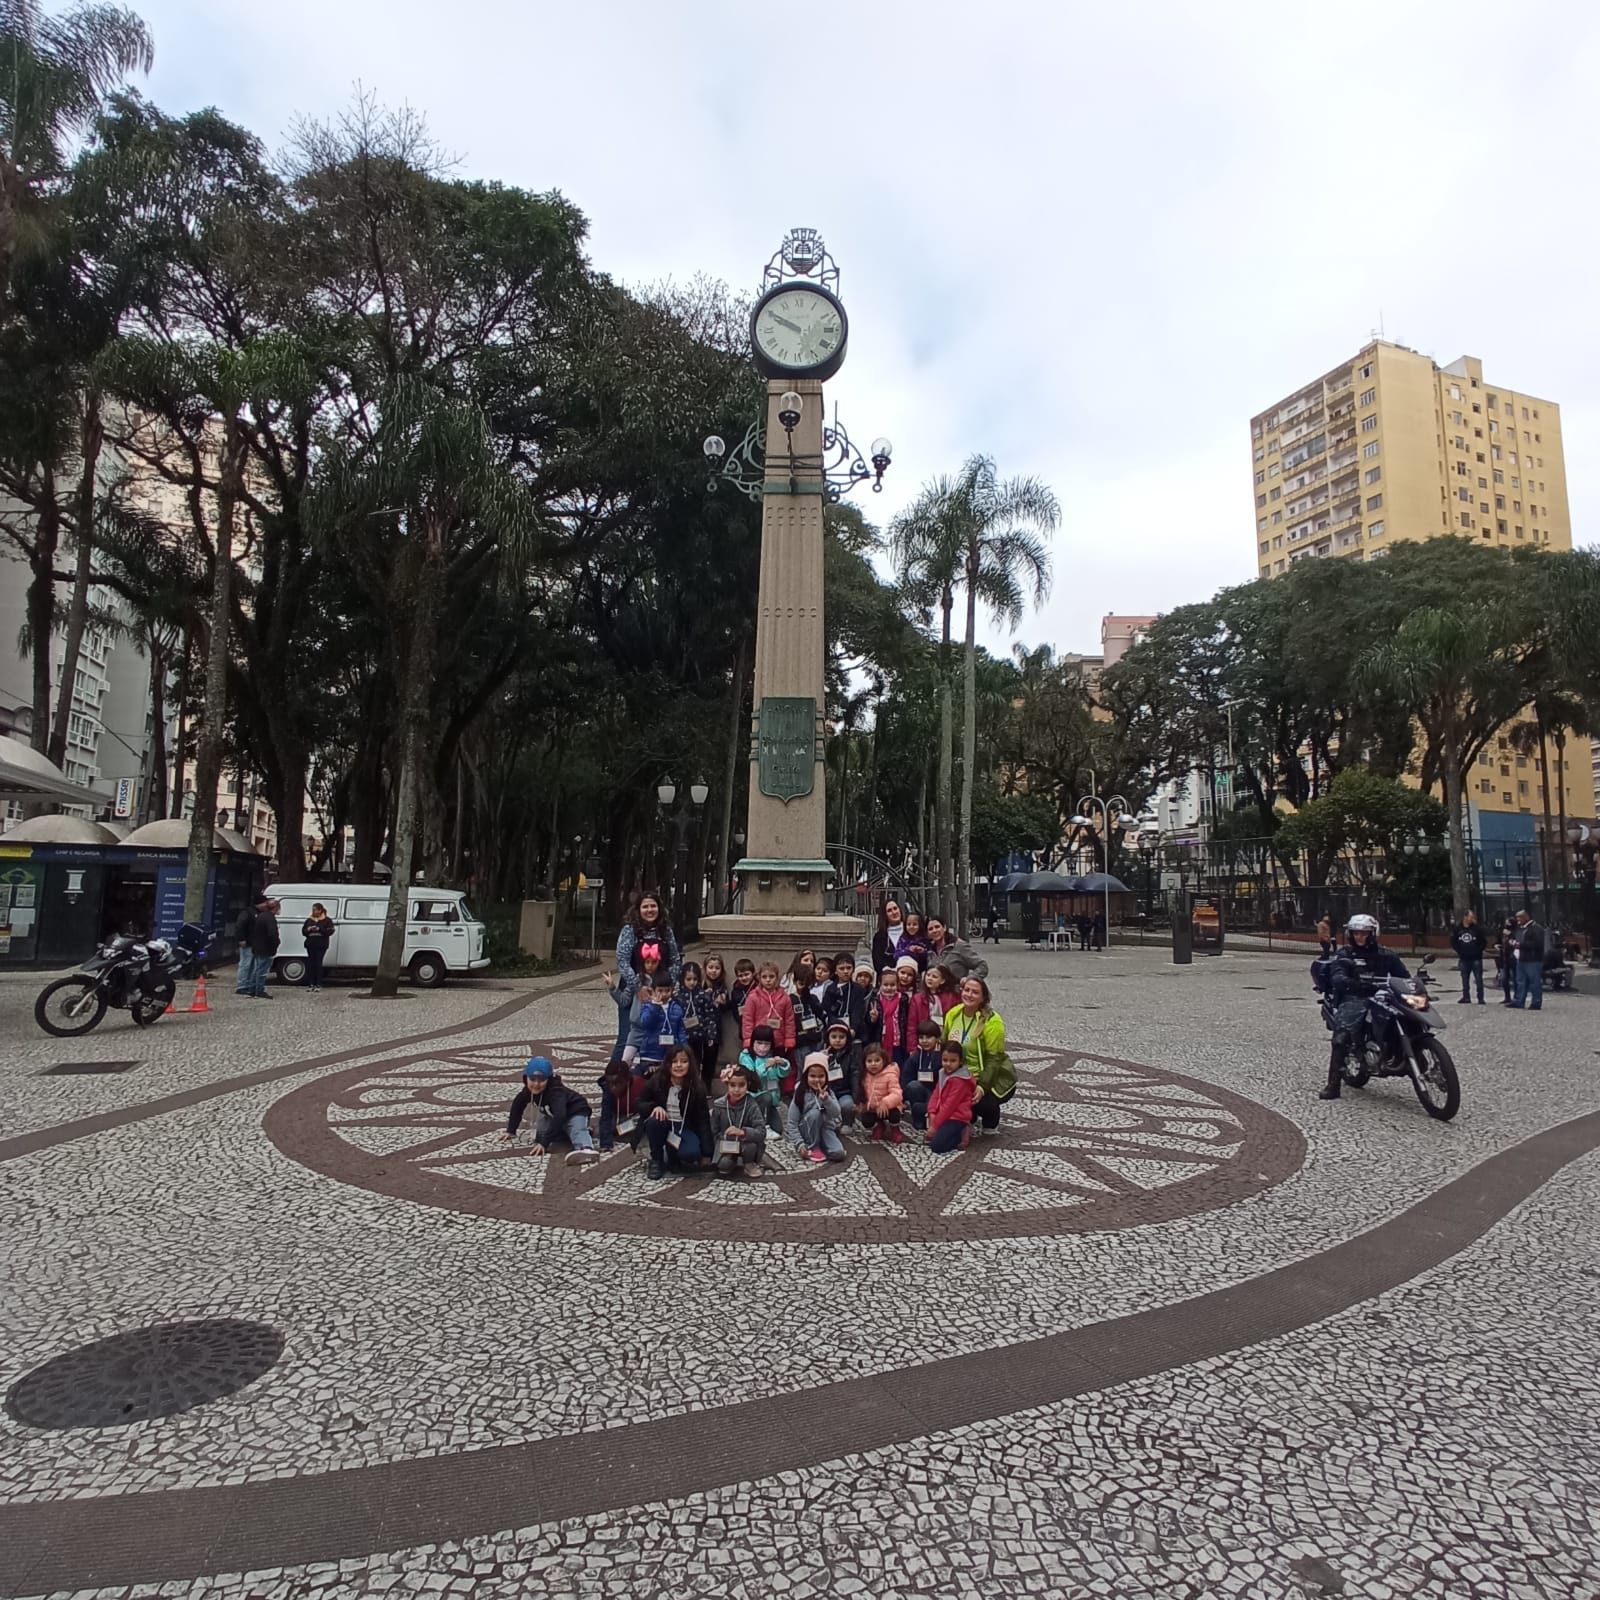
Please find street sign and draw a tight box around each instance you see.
[113,778,134,819]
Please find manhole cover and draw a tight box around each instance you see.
[42,1060,138,1075]
[4,1319,284,1429]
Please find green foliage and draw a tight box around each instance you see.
[1273,768,1447,864]
[969,786,1057,868]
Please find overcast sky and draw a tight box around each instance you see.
[129,0,1599,658]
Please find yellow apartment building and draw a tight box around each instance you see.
[1248,340,1590,824]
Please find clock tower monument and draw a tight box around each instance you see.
[699,230,885,958]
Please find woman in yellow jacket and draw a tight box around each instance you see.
[941,976,1015,1135]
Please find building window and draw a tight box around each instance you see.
[1455,462,1468,476]
[1458,487,1471,502]
[1450,384,1461,400]
[1487,394,1498,409]
[1365,467,1382,485]
[1272,510,1283,524]
[1366,494,1383,512]
[1360,415,1378,433]
[1269,462,1280,476]
[1363,441,1379,458]
[1498,520,1507,535]
[1255,470,1265,485]
[1452,435,1465,450]
[1495,495,1505,510]
[1360,363,1373,378]
[1269,487,1280,501]
[1367,520,1385,538]
[1522,406,1529,418]
[1359,388,1376,406]
[1256,494,1266,508]
[1513,500,1521,512]
[1493,470,1504,483]
[1460,513,1472,528]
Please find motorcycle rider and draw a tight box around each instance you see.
[1320,913,1409,1101]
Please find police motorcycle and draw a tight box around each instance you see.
[1313,937,1461,1122]
[35,923,209,1037]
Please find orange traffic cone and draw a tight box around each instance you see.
[185,974,211,1014]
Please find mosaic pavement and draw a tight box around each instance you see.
[2,947,1597,1599]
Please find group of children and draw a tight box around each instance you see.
[500,946,994,1180]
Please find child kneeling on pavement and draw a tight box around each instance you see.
[638,1045,713,1180]
[926,1040,976,1154]
[597,1056,646,1154]
[786,1052,848,1164]
[858,1042,905,1143]
[711,1067,767,1177]
[501,1056,599,1166]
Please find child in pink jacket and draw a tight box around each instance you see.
[857,1042,905,1144]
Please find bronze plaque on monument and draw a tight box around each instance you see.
[756,696,816,802]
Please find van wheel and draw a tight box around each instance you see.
[409,953,446,989]
[277,957,309,986]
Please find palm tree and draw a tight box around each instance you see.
[310,378,538,997]
[889,500,960,926]
[894,455,1057,932]
[0,0,153,289]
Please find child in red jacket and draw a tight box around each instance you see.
[741,961,796,1055]
[926,1039,976,1154]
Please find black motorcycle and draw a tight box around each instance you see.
[1321,956,1460,1121]
[35,926,208,1038]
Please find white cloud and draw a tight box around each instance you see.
[134,0,1600,655]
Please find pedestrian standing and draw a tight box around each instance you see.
[1448,909,1486,1005]
[301,902,335,992]
[612,895,681,1054]
[871,898,906,978]
[1511,910,1546,1011]
[235,894,280,998]
[1496,918,1518,1006]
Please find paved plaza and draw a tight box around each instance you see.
[2,945,1598,1599]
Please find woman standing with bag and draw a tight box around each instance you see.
[941,976,1015,1135]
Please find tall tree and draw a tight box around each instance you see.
[1363,606,1529,917]
[0,0,152,292]
[310,378,538,996]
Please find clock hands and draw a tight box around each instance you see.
[771,313,803,333]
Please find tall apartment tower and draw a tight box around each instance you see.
[1249,339,1589,824]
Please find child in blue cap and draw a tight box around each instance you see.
[501,1056,598,1165]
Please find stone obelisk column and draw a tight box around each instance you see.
[699,379,865,958]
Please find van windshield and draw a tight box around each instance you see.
[458,901,476,923]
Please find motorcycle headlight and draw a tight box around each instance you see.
[1403,993,1429,1010]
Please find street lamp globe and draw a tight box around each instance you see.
[690,780,709,806]
[777,391,803,432]
[657,780,675,806]
[1069,814,1090,828]
[702,435,726,462]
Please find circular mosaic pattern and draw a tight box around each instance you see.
[266,1037,1304,1243]
[4,1320,285,1431]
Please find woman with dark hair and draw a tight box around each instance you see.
[941,975,1015,1136]
[612,894,682,1053]
[924,915,989,985]
[785,954,826,1058]
[870,898,905,978]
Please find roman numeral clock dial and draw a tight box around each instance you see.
[750,281,849,382]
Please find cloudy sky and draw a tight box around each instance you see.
[130,0,1598,657]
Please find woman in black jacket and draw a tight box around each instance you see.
[870,898,906,978]
[637,1047,713,1180]
[302,903,336,991]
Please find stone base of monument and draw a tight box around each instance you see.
[697,912,868,962]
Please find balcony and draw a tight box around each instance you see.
[1329,449,1357,471]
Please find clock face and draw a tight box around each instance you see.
[751,283,848,379]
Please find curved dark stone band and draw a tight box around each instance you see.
[0,986,573,1166]
[4,1107,1598,1596]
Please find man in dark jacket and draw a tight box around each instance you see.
[502,1057,598,1165]
[1320,914,1409,1101]
[1511,910,1546,1011]
[1448,909,1487,1005]
[235,895,281,999]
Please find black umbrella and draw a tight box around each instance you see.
[1077,872,1131,894]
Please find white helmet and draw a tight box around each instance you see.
[1346,913,1379,939]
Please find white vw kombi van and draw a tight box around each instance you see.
[265,883,489,987]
